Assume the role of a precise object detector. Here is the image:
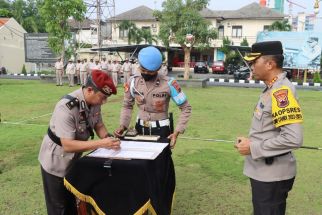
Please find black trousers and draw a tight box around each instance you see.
[41,166,77,215]
[250,177,295,215]
[135,123,175,215]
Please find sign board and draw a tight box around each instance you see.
[257,31,322,70]
[24,33,57,63]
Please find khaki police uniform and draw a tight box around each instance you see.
[101,60,108,73]
[76,62,81,85]
[120,73,191,133]
[80,61,88,85]
[121,61,132,84]
[66,62,75,87]
[39,88,103,214]
[111,62,120,87]
[245,72,303,214]
[55,60,64,86]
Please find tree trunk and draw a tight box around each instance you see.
[183,47,191,80]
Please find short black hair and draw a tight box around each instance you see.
[263,54,284,69]
[84,76,99,93]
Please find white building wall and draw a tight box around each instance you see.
[0,18,33,73]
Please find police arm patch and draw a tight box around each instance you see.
[271,86,303,127]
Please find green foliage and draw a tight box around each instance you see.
[268,19,291,31]
[0,8,13,17]
[21,64,26,74]
[118,20,139,45]
[313,71,322,83]
[40,0,86,57]
[0,80,322,214]
[219,37,241,67]
[240,37,249,46]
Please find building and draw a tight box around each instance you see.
[105,3,285,65]
[292,13,315,31]
[0,17,33,73]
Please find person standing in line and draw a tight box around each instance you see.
[158,61,168,76]
[107,59,112,77]
[80,59,88,86]
[88,58,95,75]
[55,58,64,86]
[111,59,120,87]
[39,70,120,215]
[121,58,132,84]
[114,46,192,215]
[76,59,81,85]
[101,57,108,74]
[93,58,102,70]
[66,59,76,87]
[235,41,303,215]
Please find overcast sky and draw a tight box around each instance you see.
[113,0,319,16]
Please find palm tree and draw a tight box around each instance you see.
[268,20,291,31]
[118,20,139,45]
[140,28,158,45]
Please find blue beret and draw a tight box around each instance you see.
[138,46,162,72]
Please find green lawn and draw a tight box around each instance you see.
[0,79,321,215]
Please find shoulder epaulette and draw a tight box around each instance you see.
[63,95,80,110]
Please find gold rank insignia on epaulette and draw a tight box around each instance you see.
[63,95,80,110]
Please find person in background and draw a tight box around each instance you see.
[111,59,120,87]
[235,41,303,215]
[93,58,102,70]
[55,58,64,86]
[114,46,192,215]
[80,59,88,86]
[66,59,76,87]
[121,58,132,84]
[76,59,81,85]
[88,58,95,74]
[39,70,120,215]
[101,57,108,74]
[158,61,168,76]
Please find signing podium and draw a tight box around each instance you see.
[64,139,175,215]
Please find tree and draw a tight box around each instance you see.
[0,0,12,17]
[118,20,139,45]
[219,37,240,67]
[140,28,158,45]
[268,19,291,31]
[154,0,217,79]
[240,37,249,47]
[40,0,86,60]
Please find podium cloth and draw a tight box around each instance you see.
[64,146,175,215]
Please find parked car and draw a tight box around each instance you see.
[233,66,250,80]
[194,61,209,74]
[211,61,225,74]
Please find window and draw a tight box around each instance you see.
[218,26,224,39]
[263,25,270,31]
[119,29,128,38]
[231,26,242,38]
[142,26,151,31]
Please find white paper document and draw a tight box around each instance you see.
[87,140,168,160]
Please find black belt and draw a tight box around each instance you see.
[265,152,290,165]
[47,127,62,146]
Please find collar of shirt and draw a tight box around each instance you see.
[70,88,89,112]
[263,72,287,92]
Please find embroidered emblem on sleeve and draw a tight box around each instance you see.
[168,78,187,106]
[271,86,303,127]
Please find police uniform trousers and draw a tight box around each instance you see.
[250,177,295,215]
[41,166,77,215]
[135,122,175,215]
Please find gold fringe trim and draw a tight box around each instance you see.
[64,178,105,215]
[64,178,175,215]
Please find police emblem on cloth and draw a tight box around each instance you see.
[102,85,112,95]
[273,89,289,108]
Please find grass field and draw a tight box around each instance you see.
[0,79,321,215]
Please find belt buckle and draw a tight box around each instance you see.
[143,120,150,127]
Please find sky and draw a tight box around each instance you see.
[113,0,320,17]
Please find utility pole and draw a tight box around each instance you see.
[96,0,102,59]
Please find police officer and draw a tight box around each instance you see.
[121,58,132,84]
[39,70,120,215]
[54,58,64,86]
[66,59,75,87]
[235,41,303,215]
[114,46,192,215]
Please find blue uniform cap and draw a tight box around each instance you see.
[138,46,162,72]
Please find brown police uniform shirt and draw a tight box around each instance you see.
[244,72,303,182]
[38,88,103,177]
[120,73,192,133]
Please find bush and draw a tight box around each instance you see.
[21,64,27,75]
[313,71,322,83]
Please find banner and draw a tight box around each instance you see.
[257,31,322,70]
